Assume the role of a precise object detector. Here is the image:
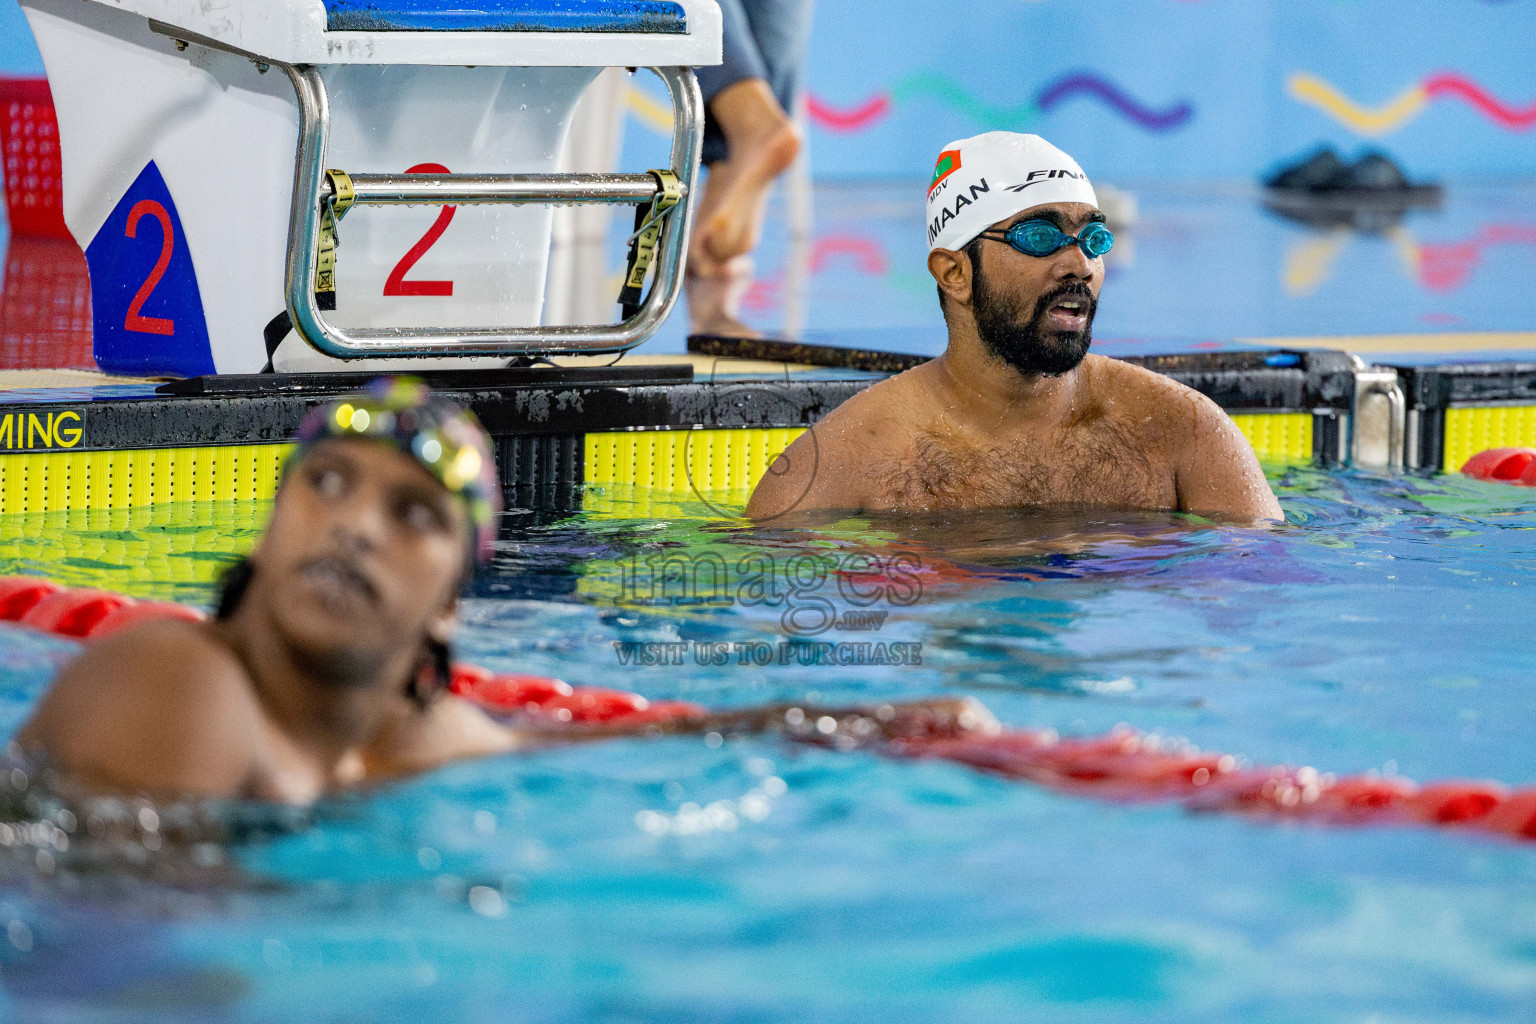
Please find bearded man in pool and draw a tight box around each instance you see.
[15,379,986,805]
[746,132,1283,522]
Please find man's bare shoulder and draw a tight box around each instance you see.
[17,618,263,796]
[1083,355,1229,436]
[815,369,928,441]
[745,368,927,518]
[1083,356,1281,519]
[1085,354,1199,401]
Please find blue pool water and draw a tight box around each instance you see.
[0,467,1535,1021]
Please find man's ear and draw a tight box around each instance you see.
[928,247,974,309]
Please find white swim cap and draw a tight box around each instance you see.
[925,132,1098,251]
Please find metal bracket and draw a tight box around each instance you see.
[1350,358,1406,471]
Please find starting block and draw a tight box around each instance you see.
[18,0,719,375]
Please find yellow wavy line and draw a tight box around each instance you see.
[1281,226,1426,295]
[1287,73,1427,136]
[1386,225,1422,278]
[1283,230,1350,297]
[627,86,674,133]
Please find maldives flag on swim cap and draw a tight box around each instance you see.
[928,149,962,196]
[925,132,1097,251]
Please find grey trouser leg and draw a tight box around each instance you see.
[695,0,813,165]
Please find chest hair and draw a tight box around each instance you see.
[872,417,1170,510]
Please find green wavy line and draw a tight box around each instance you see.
[891,72,1040,130]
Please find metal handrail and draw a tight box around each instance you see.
[283,64,701,359]
[340,172,681,207]
[1350,361,1407,471]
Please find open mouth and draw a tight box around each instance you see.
[298,554,379,610]
[1044,294,1092,332]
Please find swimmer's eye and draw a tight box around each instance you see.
[306,464,349,499]
[397,496,451,536]
[1016,220,1067,255]
[1078,222,1114,258]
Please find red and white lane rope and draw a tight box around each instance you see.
[0,575,1531,843]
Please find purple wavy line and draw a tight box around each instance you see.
[1035,73,1194,131]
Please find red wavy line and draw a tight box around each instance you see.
[741,234,889,312]
[805,93,891,132]
[1424,73,1536,129]
[808,236,888,276]
[1417,223,1536,291]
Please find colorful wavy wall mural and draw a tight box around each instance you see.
[628,74,1193,137]
[1289,73,1536,136]
[612,1,1536,180]
[786,0,1536,179]
[803,73,1192,134]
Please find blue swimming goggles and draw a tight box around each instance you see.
[979,219,1114,259]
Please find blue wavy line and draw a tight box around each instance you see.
[1035,73,1194,131]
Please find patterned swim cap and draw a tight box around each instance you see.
[292,377,500,565]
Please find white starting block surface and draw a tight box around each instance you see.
[20,0,719,376]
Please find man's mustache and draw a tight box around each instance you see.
[298,553,380,605]
[1032,283,1097,325]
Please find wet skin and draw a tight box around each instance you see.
[745,202,1284,523]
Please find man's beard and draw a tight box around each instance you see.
[972,259,1096,377]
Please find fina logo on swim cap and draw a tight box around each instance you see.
[928,149,962,197]
[1006,168,1089,192]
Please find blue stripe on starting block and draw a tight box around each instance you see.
[323,0,688,34]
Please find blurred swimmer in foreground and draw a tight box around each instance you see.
[16,380,987,805]
[746,132,1283,523]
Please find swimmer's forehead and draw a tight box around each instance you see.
[992,202,1105,232]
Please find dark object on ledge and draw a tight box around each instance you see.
[1263,147,1442,231]
[688,334,928,373]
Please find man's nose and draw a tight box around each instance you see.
[332,484,389,552]
[1053,241,1096,281]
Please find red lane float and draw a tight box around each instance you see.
[0,576,189,639]
[447,663,704,725]
[20,588,133,638]
[891,725,1536,841]
[0,577,61,621]
[1462,447,1536,486]
[0,575,1531,844]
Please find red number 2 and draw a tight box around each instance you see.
[123,199,176,336]
[384,162,455,297]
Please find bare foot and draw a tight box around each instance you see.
[691,79,802,271]
[687,257,761,337]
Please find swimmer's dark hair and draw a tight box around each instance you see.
[214,556,256,623]
[214,556,453,710]
[936,236,987,321]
